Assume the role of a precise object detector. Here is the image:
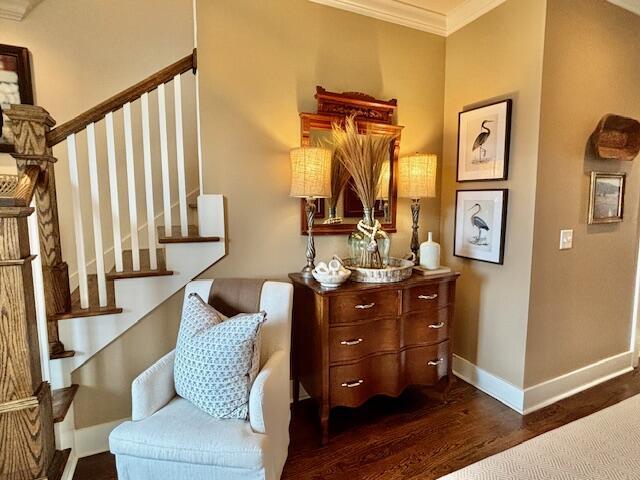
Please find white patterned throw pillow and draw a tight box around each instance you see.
[174,293,266,419]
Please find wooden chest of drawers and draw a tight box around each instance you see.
[289,272,459,444]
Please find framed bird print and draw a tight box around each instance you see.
[454,189,508,264]
[457,99,512,182]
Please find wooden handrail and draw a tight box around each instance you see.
[46,49,196,147]
[0,166,40,207]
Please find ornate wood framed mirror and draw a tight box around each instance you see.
[300,86,403,235]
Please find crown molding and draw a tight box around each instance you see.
[606,0,640,16]
[309,0,513,36]
[309,0,448,36]
[447,0,508,34]
[0,0,42,21]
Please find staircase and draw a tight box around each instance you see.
[1,48,225,479]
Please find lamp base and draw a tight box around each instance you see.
[301,265,314,278]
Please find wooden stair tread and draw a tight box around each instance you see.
[107,248,173,280]
[51,274,122,321]
[52,384,79,423]
[158,225,221,243]
[48,448,72,480]
[50,350,75,360]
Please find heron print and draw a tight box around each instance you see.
[468,114,498,164]
[467,203,490,246]
[464,200,493,249]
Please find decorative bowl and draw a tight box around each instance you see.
[312,269,351,288]
[312,258,351,288]
[343,256,415,284]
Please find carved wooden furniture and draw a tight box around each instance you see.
[592,114,640,161]
[0,167,69,480]
[290,272,459,444]
[299,86,403,235]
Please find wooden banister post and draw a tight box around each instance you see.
[5,105,72,356]
[0,205,59,479]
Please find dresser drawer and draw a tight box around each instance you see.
[405,341,449,386]
[329,289,398,324]
[329,317,399,363]
[402,308,451,347]
[402,282,451,314]
[329,352,401,408]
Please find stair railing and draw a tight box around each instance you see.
[5,48,200,324]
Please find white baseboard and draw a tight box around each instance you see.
[74,417,128,458]
[60,450,78,480]
[453,351,634,416]
[522,350,634,414]
[452,354,525,413]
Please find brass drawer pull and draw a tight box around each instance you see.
[341,379,364,388]
[418,294,438,300]
[340,338,364,346]
[428,322,445,329]
[355,303,375,309]
[428,358,444,366]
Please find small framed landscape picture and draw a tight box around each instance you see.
[0,43,33,153]
[588,172,625,224]
[454,189,508,265]
[457,99,512,182]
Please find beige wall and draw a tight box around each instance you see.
[440,0,547,387]
[524,0,640,387]
[70,0,446,427]
[196,0,445,280]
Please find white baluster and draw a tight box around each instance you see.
[141,92,158,270]
[105,112,123,272]
[87,123,107,307]
[195,71,204,196]
[66,133,89,309]
[28,198,51,381]
[158,83,172,237]
[173,74,189,237]
[123,102,140,271]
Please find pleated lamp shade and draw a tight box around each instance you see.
[290,147,332,198]
[398,153,437,199]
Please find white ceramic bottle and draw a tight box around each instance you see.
[420,232,440,270]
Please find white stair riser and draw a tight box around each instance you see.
[51,196,226,389]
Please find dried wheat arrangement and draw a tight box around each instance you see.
[331,115,394,209]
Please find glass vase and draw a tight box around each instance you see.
[348,207,390,268]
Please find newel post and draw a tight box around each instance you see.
[5,104,72,356]
[0,205,57,478]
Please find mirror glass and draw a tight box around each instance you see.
[309,128,393,227]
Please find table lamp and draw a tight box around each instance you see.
[398,153,437,261]
[290,146,332,277]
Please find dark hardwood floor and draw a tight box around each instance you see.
[74,368,640,480]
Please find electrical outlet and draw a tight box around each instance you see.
[559,229,573,250]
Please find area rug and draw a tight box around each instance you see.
[439,394,640,479]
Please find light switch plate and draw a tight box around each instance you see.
[559,229,573,250]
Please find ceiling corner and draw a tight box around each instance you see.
[446,0,508,35]
[606,0,640,16]
[309,0,448,36]
[0,0,43,21]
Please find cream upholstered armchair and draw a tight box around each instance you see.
[109,279,293,480]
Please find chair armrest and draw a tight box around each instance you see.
[249,350,290,435]
[131,350,176,421]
